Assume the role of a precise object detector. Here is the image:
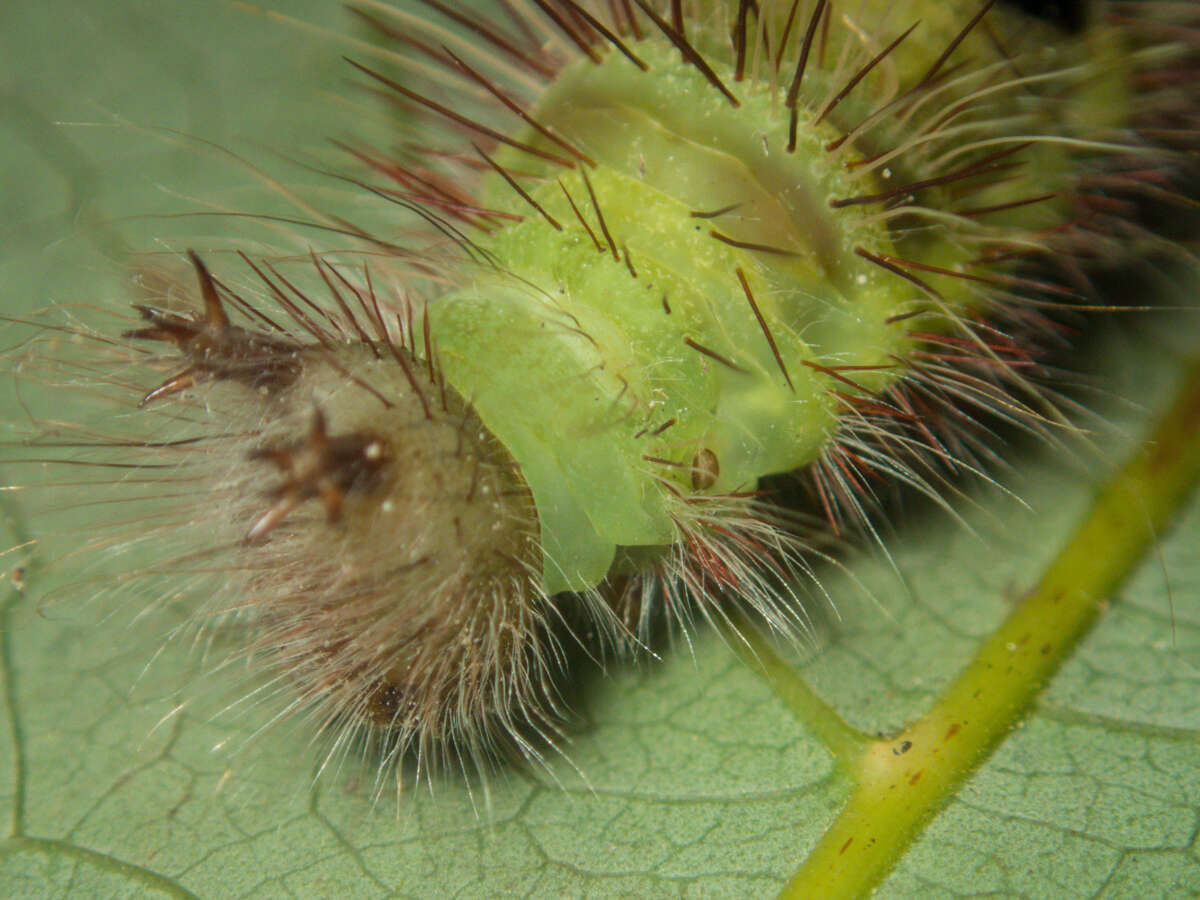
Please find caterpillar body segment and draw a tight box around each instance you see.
[408,0,1186,596]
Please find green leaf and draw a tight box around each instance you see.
[2,3,1199,897]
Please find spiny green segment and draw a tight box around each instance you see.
[432,38,912,592]
[434,173,892,591]
[430,5,1120,594]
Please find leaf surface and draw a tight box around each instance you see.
[1,3,1198,898]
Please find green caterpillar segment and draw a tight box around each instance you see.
[425,2,1119,594]
[434,163,900,592]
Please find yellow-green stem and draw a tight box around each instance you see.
[781,359,1200,899]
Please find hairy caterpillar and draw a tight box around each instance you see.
[5,0,1197,799]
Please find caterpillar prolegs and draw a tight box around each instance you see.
[9,0,1198,782]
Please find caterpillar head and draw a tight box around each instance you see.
[122,251,552,771]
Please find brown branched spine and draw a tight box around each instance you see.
[125,251,302,405]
